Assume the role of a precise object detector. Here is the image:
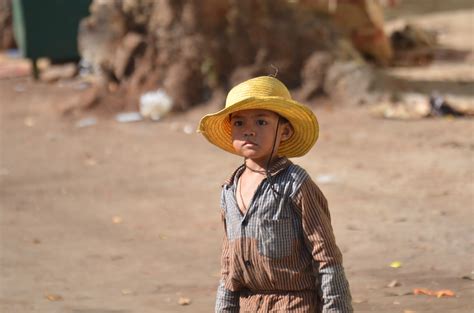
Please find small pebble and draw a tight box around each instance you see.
[178,297,191,305]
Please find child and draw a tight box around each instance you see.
[198,76,353,312]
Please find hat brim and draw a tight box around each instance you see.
[198,96,319,158]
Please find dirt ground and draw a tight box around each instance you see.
[1,6,473,313]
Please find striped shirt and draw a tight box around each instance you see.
[216,157,352,312]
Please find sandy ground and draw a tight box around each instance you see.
[1,6,474,313]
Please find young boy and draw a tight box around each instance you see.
[198,76,353,312]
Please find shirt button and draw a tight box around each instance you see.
[244,260,252,267]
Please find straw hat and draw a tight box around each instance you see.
[198,76,319,157]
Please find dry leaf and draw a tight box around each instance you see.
[121,289,133,295]
[178,297,191,305]
[387,280,401,288]
[390,261,402,268]
[84,156,97,166]
[24,117,35,127]
[413,288,455,298]
[435,289,455,298]
[413,288,434,296]
[45,294,63,301]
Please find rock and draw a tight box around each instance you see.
[370,93,431,120]
[441,95,474,116]
[391,24,439,66]
[391,24,438,50]
[40,63,78,82]
[324,61,374,106]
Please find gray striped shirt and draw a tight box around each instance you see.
[216,157,352,312]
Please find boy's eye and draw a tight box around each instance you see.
[257,119,268,126]
[233,120,243,126]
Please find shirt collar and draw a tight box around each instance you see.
[222,157,292,187]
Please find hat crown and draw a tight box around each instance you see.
[225,76,292,108]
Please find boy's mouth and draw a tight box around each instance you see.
[242,140,257,147]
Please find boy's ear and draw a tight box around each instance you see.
[280,123,294,142]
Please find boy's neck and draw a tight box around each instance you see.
[244,156,280,174]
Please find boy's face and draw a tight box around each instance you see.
[230,109,293,162]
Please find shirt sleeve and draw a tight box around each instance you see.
[293,177,353,313]
[215,210,240,313]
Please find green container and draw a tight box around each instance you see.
[12,0,92,78]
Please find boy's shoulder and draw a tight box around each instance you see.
[275,161,310,196]
[283,162,310,180]
[221,164,245,188]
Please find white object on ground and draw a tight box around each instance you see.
[315,174,336,184]
[75,117,97,128]
[183,124,194,134]
[139,88,173,121]
[115,112,143,123]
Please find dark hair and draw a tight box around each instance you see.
[279,116,289,124]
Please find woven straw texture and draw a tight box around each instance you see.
[198,76,319,158]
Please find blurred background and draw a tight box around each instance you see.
[0,0,473,312]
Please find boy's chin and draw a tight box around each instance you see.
[235,147,256,156]
[237,151,270,161]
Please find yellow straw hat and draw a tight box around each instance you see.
[198,76,319,157]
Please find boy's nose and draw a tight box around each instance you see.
[243,129,255,137]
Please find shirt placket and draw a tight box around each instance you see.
[238,179,265,271]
